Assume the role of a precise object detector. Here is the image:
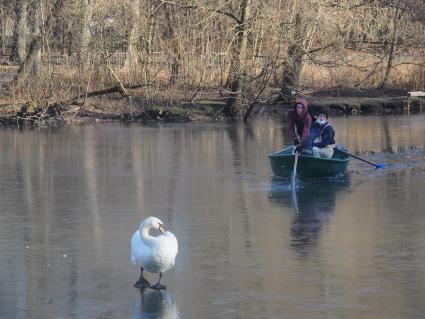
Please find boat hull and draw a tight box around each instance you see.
[268,147,350,178]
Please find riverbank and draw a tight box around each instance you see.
[0,87,423,127]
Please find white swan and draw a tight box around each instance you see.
[131,216,178,290]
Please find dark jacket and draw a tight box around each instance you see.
[287,98,313,145]
[312,122,335,148]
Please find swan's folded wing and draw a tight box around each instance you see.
[164,231,179,257]
[131,231,143,265]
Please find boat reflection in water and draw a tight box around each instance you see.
[268,176,350,258]
[132,288,181,319]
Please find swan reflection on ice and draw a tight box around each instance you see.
[132,289,181,319]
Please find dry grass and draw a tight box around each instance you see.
[1,49,425,114]
[300,50,425,91]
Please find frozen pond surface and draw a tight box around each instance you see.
[1,114,425,318]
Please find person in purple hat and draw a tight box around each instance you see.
[287,97,313,154]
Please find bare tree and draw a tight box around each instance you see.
[78,0,93,69]
[279,0,327,99]
[0,2,15,56]
[163,3,181,85]
[223,0,252,118]
[379,3,405,89]
[10,0,65,87]
[29,0,43,75]
[124,0,140,70]
[280,12,303,99]
[11,0,29,63]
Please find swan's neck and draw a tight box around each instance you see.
[139,225,154,242]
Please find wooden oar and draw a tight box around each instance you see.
[291,181,299,213]
[338,148,384,169]
[291,150,299,188]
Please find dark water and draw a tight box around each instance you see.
[1,114,425,319]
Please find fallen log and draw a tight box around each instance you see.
[0,83,151,126]
[66,83,146,106]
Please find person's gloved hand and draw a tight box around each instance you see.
[293,139,300,146]
[294,144,303,153]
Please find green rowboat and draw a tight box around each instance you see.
[268,146,351,178]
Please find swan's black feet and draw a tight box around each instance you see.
[150,283,167,290]
[134,277,151,288]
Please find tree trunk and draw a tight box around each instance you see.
[280,13,303,100]
[223,0,252,118]
[79,0,93,70]
[11,0,28,63]
[142,2,157,83]
[379,9,402,90]
[124,0,140,70]
[379,38,396,90]
[10,0,65,87]
[1,16,7,56]
[10,33,42,86]
[164,4,180,85]
[30,1,42,75]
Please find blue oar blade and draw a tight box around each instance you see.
[375,163,385,169]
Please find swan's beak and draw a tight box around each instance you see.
[159,224,167,234]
